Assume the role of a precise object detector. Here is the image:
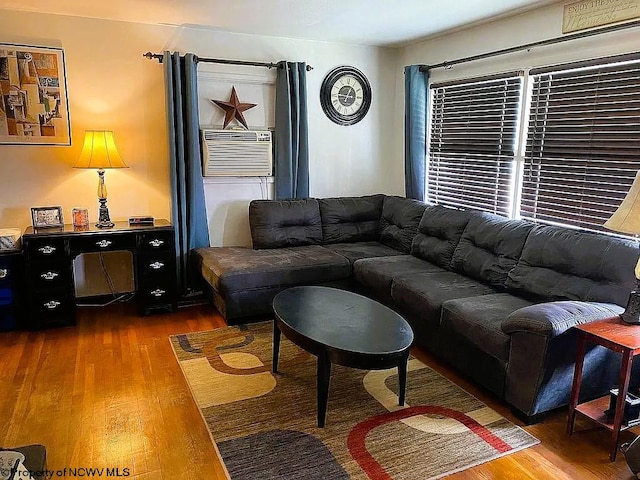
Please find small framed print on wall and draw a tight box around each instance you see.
[31,206,64,229]
[0,43,71,145]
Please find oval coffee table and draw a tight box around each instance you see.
[272,286,414,427]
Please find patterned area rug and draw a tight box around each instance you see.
[170,322,538,480]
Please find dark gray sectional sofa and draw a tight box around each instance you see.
[193,194,639,422]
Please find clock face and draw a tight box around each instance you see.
[320,67,371,126]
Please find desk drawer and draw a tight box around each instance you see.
[29,264,71,290]
[30,291,75,328]
[139,283,176,309]
[69,233,135,254]
[139,231,173,253]
[26,238,67,261]
[138,253,175,278]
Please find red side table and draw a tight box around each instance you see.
[567,316,640,461]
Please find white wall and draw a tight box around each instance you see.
[0,10,402,294]
[393,3,640,170]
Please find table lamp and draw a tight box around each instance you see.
[604,170,640,324]
[74,130,128,228]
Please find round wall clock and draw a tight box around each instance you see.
[320,66,371,126]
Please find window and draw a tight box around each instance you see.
[427,72,523,216]
[522,54,640,232]
[426,53,640,233]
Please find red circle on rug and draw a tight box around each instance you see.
[347,405,513,480]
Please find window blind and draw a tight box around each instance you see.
[522,56,640,232]
[428,73,523,216]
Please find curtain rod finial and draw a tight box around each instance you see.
[143,51,164,63]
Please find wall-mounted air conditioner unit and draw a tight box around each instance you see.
[201,129,272,177]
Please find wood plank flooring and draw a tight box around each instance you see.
[0,302,636,479]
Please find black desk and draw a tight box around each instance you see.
[22,220,177,329]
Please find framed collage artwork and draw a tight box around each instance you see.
[0,43,71,145]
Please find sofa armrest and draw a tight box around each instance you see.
[502,301,623,337]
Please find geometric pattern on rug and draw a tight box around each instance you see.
[170,321,539,479]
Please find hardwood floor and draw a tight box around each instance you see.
[0,303,636,479]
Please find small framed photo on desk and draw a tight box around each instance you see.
[31,206,64,229]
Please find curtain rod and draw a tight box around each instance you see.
[143,51,313,71]
[419,19,640,71]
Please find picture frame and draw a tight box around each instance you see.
[31,206,64,229]
[72,207,89,228]
[0,43,71,145]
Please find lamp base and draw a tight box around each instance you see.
[95,220,115,229]
[621,290,640,325]
[96,196,114,229]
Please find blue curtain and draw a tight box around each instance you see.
[275,62,309,199]
[404,65,429,201]
[164,51,210,297]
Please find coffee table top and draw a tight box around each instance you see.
[272,286,413,357]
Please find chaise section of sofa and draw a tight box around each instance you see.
[193,245,351,322]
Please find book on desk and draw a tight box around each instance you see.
[129,216,154,226]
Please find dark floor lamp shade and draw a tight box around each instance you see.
[604,170,640,324]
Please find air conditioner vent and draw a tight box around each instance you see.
[201,129,272,176]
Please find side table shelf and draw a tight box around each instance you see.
[575,396,638,432]
[567,316,640,461]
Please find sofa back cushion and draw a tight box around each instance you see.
[505,225,639,306]
[410,205,473,268]
[319,195,385,244]
[450,212,535,288]
[249,199,322,249]
[378,196,427,253]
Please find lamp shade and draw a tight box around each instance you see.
[604,170,640,235]
[74,130,127,169]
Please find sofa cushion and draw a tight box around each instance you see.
[318,195,385,244]
[391,271,497,327]
[194,245,351,294]
[441,293,534,362]
[378,196,427,253]
[354,255,445,300]
[505,225,639,306]
[249,199,322,249]
[450,212,535,288]
[410,205,473,268]
[323,241,405,265]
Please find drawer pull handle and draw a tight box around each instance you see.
[41,271,59,281]
[38,245,57,254]
[0,268,7,279]
[149,239,164,247]
[149,261,165,270]
[44,300,61,310]
[150,288,166,297]
[96,240,113,248]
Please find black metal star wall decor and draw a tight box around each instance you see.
[210,86,257,129]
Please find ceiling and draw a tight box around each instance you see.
[0,0,559,47]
